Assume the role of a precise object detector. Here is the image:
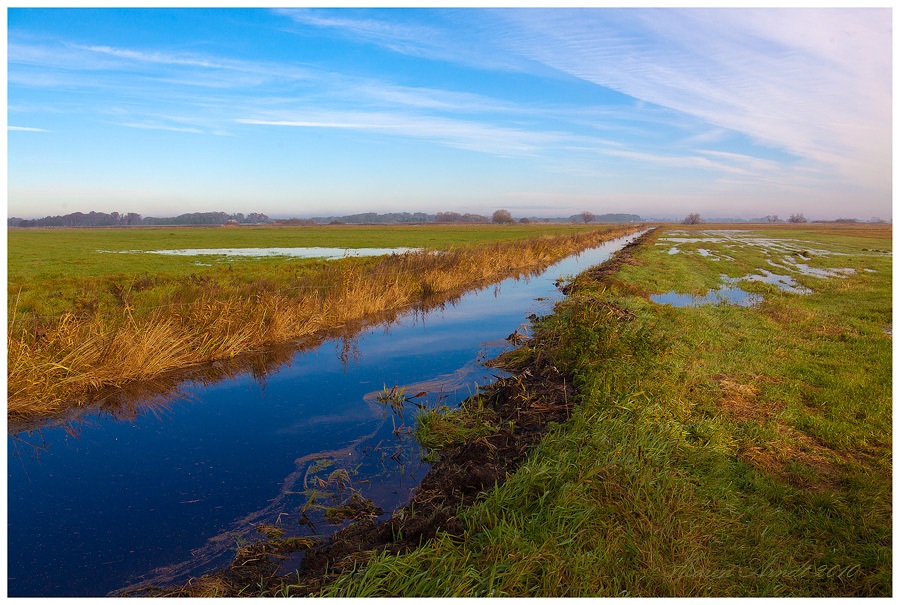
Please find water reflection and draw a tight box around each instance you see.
[744,269,812,294]
[8,230,647,597]
[651,283,762,308]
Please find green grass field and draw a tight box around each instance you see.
[8,223,601,317]
[317,223,892,597]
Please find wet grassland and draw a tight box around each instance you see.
[289,223,891,597]
[8,222,637,423]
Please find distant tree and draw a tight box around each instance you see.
[870,217,886,223]
[580,211,596,223]
[596,213,642,223]
[765,215,782,223]
[461,213,488,223]
[436,211,462,223]
[788,213,807,223]
[245,212,269,224]
[519,217,532,224]
[682,212,703,225]
[492,209,515,225]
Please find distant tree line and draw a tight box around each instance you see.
[8,211,270,228]
[8,211,143,228]
[569,212,642,223]
[309,212,434,224]
[435,212,489,223]
[10,209,886,229]
[143,212,269,226]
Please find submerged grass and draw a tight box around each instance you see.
[415,397,505,457]
[318,224,891,597]
[8,224,639,422]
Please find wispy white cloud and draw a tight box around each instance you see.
[8,126,49,132]
[696,149,782,175]
[237,110,568,156]
[9,39,314,84]
[487,8,891,194]
[275,8,534,73]
[301,8,888,195]
[348,81,519,115]
[116,122,205,134]
[75,44,312,81]
[599,147,756,176]
[275,9,441,52]
[8,41,121,71]
[238,119,376,129]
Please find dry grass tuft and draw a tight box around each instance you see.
[712,373,778,422]
[714,373,844,489]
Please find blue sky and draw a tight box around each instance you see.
[6,6,892,220]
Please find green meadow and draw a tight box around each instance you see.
[8,223,603,317]
[316,223,892,597]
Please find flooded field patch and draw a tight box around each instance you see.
[100,247,422,260]
[651,275,762,307]
[651,229,874,306]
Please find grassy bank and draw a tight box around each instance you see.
[8,223,638,422]
[314,224,891,597]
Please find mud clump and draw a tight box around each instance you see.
[323,493,385,524]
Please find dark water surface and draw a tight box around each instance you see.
[8,231,643,597]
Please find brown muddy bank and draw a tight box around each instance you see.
[126,229,657,598]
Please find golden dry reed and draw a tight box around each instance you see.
[8,226,638,422]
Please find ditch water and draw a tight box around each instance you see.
[8,230,645,597]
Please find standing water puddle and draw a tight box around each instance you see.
[8,230,646,597]
[101,246,423,259]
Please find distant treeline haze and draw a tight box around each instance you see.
[7,211,270,228]
[8,210,646,228]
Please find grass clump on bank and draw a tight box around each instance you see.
[8,224,638,423]
[318,224,891,597]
